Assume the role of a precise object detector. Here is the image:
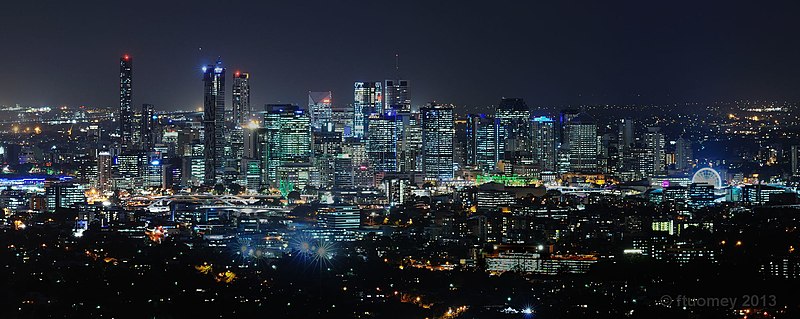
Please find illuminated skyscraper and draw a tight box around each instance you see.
[618,118,634,150]
[331,101,354,138]
[97,151,113,191]
[392,111,424,173]
[644,127,666,175]
[563,114,598,173]
[140,104,156,151]
[366,112,398,173]
[495,98,531,164]
[261,105,312,187]
[675,137,693,172]
[384,80,410,112]
[44,182,85,213]
[353,81,382,138]
[232,71,251,125]
[309,91,333,131]
[119,54,133,150]
[466,114,498,172]
[421,103,454,181]
[531,116,557,172]
[203,58,226,185]
[313,127,342,188]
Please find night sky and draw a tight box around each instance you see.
[1,1,799,112]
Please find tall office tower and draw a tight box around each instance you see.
[232,71,251,125]
[675,137,693,172]
[453,116,468,170]
[331,101,353,138]
[496,98,531,163]
[113,151,148,190]
[421,103,455,181]
[333,154,355,189]
[119,54,133,150]
[203,58,226,185]
[140,104,156,151]
[181,142,205,186]
[466,114,499,172]
[598,132,616,174]
[309,91,333,131]
[618,118,634,150]
[277,107,312,164]
[260,110,281,186]
[385,79,412,171]
[229,124,244,169]
[563,114,598,173]
[531,116,557,172]
[353,81,383,138]
[558,109,580,144]
[342,139,372,187]
[243,124,263,160]
[621,143,655,180]
[366,112,398,174]
[230,71,250,177]
[384,80,410,112]
[241,124,264,190]
[313,127,342,188]
[644,127,666,175]
[260,105,312,186]
[397,111,423,173]
[144,152,164,189]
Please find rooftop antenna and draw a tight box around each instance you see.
[394,53,400,79]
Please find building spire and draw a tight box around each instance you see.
[394,53,400,79]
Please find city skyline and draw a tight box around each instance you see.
[3,2,800,318]
[2,1,800,110]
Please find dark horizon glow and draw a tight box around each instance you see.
[1,1,799,111]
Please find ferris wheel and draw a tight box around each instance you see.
[692,168,722,188]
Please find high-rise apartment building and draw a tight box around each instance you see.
[119,55,133,150]
[232,71,251,125]
[203,58,226,185]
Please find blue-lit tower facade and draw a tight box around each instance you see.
[421,103,454,181]
[466,113,499,172]
[366,112,398,174]
[495,98,531,164]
